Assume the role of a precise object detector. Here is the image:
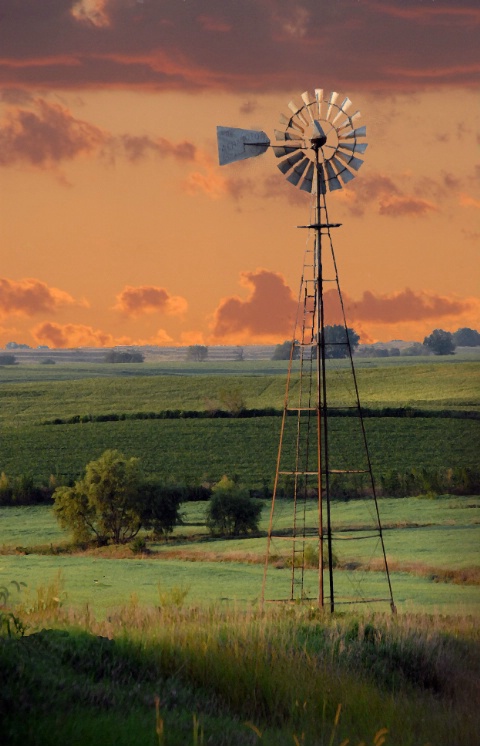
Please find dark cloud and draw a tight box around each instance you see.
[114,285,188,316]
[0,1,478,93]
[0,277,79,316]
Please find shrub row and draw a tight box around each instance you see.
[42,406,480,426]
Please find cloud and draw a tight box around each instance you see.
[32,322,116,348]
[210,272,478,344]
[210,269,297,341]
[114,285,188,316]
[378,196,437,217]
[31,321,174,348]
[0,98,202,175]
[0,99,106,168]
[0,1,478,93]
[0,277,80,316]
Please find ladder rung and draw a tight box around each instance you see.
[328,469,368,474]
[278,471,319,476]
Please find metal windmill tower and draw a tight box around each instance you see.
[217,89,395,613]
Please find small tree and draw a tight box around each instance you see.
[53,450,145,545]
[423,329,456,356]
[206,476,262,536]
[186,345,208,362]
[0,354,17,365]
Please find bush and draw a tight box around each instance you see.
[206,476,263,536]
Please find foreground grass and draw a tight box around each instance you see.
[1,593,479,745]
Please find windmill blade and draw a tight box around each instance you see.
[286,156,310,186]
[301,91,316,121]
[314,88,324,118]
[338,141,368,154]
[339,125,367,140]
[288,100,309,126]
[331,156,356,184]
[336,150,364,171]
[273,145,303,158]
[274,129,303,144]
[217,126,270,165]
[336,111,361,133]
[299,161,315,193]
[279,112,304,134]
[325,160,342,191]
[326,91,339,121]
[277,150,305,175]
[331,97,352,125]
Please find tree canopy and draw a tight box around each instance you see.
[452,327,480,347]
[423,329,456,356]
[53,450,181,545]
[206,476,262,536]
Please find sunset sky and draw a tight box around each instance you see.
[0,0,479,348]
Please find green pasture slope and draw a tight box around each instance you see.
[0,358,478,486]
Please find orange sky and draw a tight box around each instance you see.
[0,0,479,347]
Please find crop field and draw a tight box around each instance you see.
[0,358,478,485]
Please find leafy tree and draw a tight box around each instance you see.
[206,476,263,536]
[452,327,480,347]
[423,329,456,355]
[272,340,299,360]
[140,481,183,539]
[104,350,144,363]
[186,345,208,362]
[53,450,145,545]
[322,325,360,359]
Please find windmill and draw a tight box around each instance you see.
[217,89,395,613]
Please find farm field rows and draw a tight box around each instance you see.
[0,415,478,485]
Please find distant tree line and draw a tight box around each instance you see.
[272,327,480,359]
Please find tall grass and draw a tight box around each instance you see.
[2,576,479,745]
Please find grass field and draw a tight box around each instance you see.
[0,361,479,427]
[1,358,479,744]
[1,497,479,618]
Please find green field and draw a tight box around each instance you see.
[0,359,478,485]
